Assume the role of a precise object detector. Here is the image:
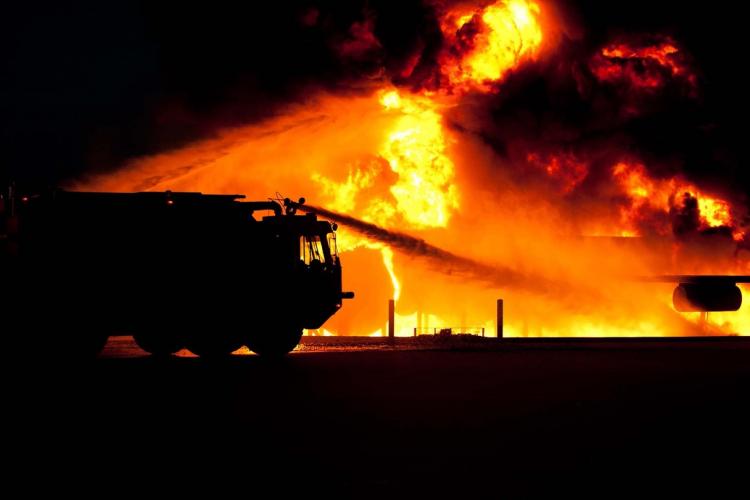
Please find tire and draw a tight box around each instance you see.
[133,331,184,356]
[185,334,243,358]
[245,327,303,357]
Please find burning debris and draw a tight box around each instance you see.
[73,0,749,337]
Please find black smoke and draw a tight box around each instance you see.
[2,0,747,211]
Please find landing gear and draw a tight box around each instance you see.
[245,326,303,357]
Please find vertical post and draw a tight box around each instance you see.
[388,299,395,339]
[496,299,504,338]
[698,311,708,333]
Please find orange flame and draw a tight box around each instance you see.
[381,246,401,301]
[612,161,734,234]
[591,38,696,91]
[439,0,544,92]
[377,89,459,228]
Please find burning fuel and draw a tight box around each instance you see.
[436,0,545,93]
[74,0,749,337]
[612,161,738,238]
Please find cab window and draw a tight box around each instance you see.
[327,232,338,262]
[300,235,325,265]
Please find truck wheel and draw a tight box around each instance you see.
[185,335,243,358]
[245,327,303,357]
[133,331,184,357]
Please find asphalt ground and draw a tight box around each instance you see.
[10,336,750,498]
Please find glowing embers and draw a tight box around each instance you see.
[591,37,696,91]
[439,0,544,92]
[612,162,735,235]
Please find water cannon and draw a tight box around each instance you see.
[283,197,306,216]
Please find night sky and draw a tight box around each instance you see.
[2,1,748,196]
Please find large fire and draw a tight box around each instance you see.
[612,161,736,237]
[74,1,749,337]
[439,0,545,92]
[376,89,458,228]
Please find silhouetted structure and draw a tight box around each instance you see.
[497,299,504,338]
[1,188,353,357]
[388,299,395,339]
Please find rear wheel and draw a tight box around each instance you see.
[133,331,184,356]
[245,327,303,357]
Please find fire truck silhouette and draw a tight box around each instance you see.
[1,189,353,357]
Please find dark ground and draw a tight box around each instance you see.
[11,336,750,498]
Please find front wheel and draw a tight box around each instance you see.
[245,327,303,357]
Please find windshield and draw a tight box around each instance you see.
[327,232,338,262]
[300,235,326,266]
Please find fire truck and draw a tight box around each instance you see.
[0,188,353,357]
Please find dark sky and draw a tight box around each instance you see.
[2,1,747,192]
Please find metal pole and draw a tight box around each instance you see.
[388,299,395,338]
[497,299,504,338]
